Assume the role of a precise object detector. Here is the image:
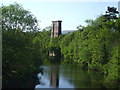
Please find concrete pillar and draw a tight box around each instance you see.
[51,20,62,37]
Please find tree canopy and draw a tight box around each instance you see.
[2,3,39,32]
[103,6,119,21]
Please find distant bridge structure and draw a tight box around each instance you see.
[49,20,62,57]
[51,20,62,37]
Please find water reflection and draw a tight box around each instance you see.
[50,65,59,88]
[35,64,105,89]
[35,65,75,88]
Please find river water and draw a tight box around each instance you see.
[35,64,106,89]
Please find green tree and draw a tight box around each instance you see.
[32,29,51,61]
[103,6,119,21]
[2,3,42,88]
[2,3,39,31]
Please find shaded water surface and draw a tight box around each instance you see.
[35,64,106,89]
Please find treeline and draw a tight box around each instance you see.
[49,7,120,87]
[2,3,50,88]
[59,16,120,87]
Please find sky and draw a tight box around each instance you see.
[1,0,120,31]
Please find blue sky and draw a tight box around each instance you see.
[1,0,119,31]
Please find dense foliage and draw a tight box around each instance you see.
[59,16,120,87]
[2,3,39,31]
[2,3,50,88]
[2,3,119,88]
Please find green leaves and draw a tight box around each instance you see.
[2,3,120,87]
[1,3,39,31]
[59,15,119,86]
[103,6,119,20]
[2,3,45,87]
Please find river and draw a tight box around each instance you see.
[35,64,106,89]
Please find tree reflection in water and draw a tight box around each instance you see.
[35,65,60,88]
[35,64,106,88]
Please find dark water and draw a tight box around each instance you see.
[35,64,105,89]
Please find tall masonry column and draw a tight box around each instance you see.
[51,20,62,37]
